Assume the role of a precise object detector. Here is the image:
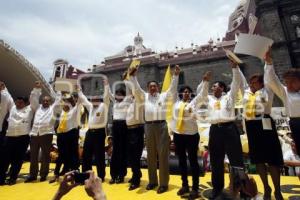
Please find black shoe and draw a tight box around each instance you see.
[115,177,124,184]
[177,186,190,196]
[109,178,116,184]
[0,180,5,186]
[40,177,47,182]
[189,190,199,199]
[209,189,222,200]
[274,191,284,200]
[146,183,158,190]
[129,183,140,191]
[49,176,59,184]
[25,176,37,183]
[157,186,168,194]
[263,186,272,200]
[7,179,16,185]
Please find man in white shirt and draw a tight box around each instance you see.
[0,81,13,147]
[264,49,300,156]
[198,63,244,199]
[25,92,62,183]
[129,65,180,194]
[122,77,145,191]
[284,142,300,179]
[0,81,41,185]
[79,79,110,182]
[108,83,130,184]
[53,92,83,177]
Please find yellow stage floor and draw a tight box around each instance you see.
[0,163,299,200]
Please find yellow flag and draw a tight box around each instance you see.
[125,59,141,80]
[162,65,173,132]
[162,65,172,92]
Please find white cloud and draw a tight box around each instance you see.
[0,0,240,80]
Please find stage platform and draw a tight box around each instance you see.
[1,163,299,200]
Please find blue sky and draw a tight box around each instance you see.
[0,0,240,80]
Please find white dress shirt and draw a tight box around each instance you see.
[79,85,110,129]
[130,75,179,122]
[170,85,207,135]
[0,88,14,132]
[284,149,300,176]
[108,87,130,121]
[56,101,83,134]
[264,64,300,118]
[30,93,62,136]
[199,68,241,124]
[125,91,145,126]
[6,88,41,137]
[239,69,274,118]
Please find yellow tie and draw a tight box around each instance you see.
[245,92,258,119]
[57,111,68,133]
[214,100,221,110]
[176,101,187,134]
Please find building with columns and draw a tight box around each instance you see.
[51,0,299,103]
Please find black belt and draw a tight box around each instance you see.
[127,124,144,129]
[88,128,105,133]
[211,121,234,127]
[246,114,271,121]
[145,120,165,124]
[290,117,300,120]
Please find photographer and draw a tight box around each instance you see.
[52,170,106,200]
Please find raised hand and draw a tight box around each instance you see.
[0,81,5,91]
[229,59,238,68]
[264,47,273,65]
[203,71,212,82]
[121,71,128,81]
[52,171,79,200]
[174,65,181,76]
[84,171,106,200]
[128,67,138,76]
[103,77,109,86]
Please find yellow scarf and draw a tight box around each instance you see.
[245,92,258,119]
[57,111,68,133]
[176,101,187,133]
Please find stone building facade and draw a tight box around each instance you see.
[76,0,299,101]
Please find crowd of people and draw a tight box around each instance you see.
[0,47,300,200]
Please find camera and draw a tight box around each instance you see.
[73,171,89,184]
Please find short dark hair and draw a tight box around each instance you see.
[115,88,126,97]
[147,80,159,88]
[213,81,228,92]
[178,85,194,100]
[283,68,300,80]
[16,96,29,104]
[249,74,264,84]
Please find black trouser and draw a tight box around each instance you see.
[0,135,30,182]
[29,134,53,178]
[126,125,144,185]
[54,129,79,175]
[82,128,106,180]
[53,131,64,176]
[110,120,128,179]
[209,122,244,193]
[174,133,200,191]
[290,118,300,156]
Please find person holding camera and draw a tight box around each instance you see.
[52,170,106,200]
